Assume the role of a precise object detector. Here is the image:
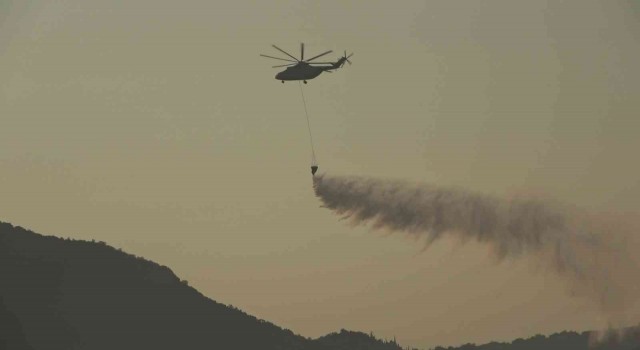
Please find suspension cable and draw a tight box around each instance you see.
[298,81,317,166]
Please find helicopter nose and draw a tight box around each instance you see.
[275,72,283,80]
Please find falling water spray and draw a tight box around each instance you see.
[313,174,640,328]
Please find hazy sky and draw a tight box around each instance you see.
[1,1,639,348]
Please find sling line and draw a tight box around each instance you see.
[298,81,317,167]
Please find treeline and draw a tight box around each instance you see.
[314,329,407,350]
[430,328,640,350]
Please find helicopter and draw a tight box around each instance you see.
[260,43,353,84]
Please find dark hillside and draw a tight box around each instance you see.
[0,222,310,350]
[0,296,34,350]
[0,221,413,350]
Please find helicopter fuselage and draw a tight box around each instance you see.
[275,63,328,81]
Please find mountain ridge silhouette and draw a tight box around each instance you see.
[0,221,405,350]
[1,221,638,350]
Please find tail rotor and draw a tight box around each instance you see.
[340,50,354,67]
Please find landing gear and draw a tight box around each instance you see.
[303,80,308,84]
[281,80,285,84]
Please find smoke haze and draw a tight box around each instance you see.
[313,174,640,328]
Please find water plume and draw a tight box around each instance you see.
[313,174,640,327]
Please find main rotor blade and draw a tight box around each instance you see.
[346,53,354,59]
[272,45,299,62]
[305,50,333,62]
[272,63,296,68]
[260,54,297,63]
[307,62,334,65]
[301,43,304,61]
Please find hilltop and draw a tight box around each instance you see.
[0,221,403,350]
